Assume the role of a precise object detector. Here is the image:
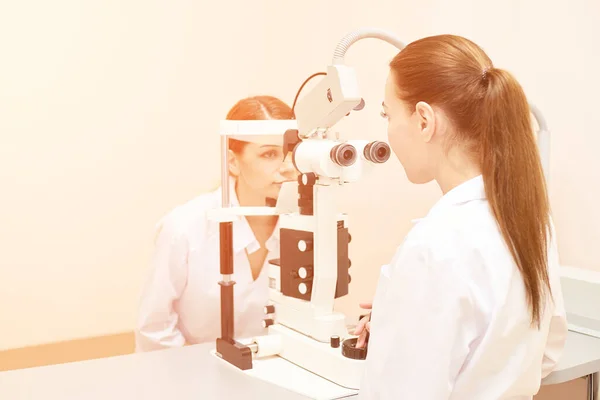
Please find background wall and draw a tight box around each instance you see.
[0,0,598,380]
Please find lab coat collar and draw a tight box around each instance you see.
[212,178,280,255]
[422,175,486,221]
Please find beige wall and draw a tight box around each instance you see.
[0,0,276,349]
[1,2,599,396]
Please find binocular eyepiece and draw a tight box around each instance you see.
[292,138,391,179]
[363,141,391,164]
[330,143,358,167]
[329,141,391,167]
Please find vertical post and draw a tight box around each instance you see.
[219,134,235,341]
[221,134,230,207]
[219,222,234,340]
[214,125,255,370]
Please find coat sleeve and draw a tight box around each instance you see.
[134,213,190,352]
[541,221,568,378]
[360,239,474,400]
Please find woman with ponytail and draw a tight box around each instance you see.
[356,35,567,399]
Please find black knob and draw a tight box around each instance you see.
[262,318,274,328]
[348,274,352,284]
[348,258,352,268]
[341,338,368,360]
[348,233,352,243]
[264,305,275,314]
[330,335,341,348]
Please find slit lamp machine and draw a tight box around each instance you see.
[207,28,552,392]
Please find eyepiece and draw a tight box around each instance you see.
[330,143,357,167]
[364,141,391,164]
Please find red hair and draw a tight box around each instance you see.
[225,95,294,153]
[389,35,551,327]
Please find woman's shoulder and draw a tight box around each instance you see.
[155,187,222,242]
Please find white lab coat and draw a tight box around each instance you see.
[135,181,279,351]
[359,175,567,400]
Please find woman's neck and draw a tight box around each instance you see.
[435,148,481,194]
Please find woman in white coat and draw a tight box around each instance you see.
[355,35,568,399]
[135,95,297,351]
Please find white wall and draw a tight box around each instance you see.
[0,0,275,349]
[0,0,599,353]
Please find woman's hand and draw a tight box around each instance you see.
[354,302,372,349]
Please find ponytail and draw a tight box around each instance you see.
[389,34,552,328]
[479,67,551,327]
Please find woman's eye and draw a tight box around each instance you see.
[380,110,388,119]
[262,150,279,159]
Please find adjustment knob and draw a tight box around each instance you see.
[330,335,341,348]
[341,338,368,360]
[298,267,308,279]
[298,266,313,279]
[297,239,313,252]
[298,282,308,295]
[300,173,317,186]
[264,305,275,314]
[262,318,274,328]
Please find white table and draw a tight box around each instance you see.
[541,331,600,400]
[0,343,307,400]
[1,331,599,400]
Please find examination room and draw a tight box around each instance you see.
[1,0,600,399]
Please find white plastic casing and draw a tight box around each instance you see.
[293,65,362,137]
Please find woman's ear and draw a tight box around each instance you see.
[415,101,436,143]
[228,149,240,177]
